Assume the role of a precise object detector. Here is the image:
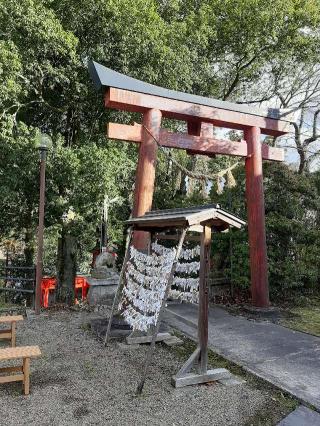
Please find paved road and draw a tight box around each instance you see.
[164,303,320,410]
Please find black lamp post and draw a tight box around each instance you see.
[35,133,52,315]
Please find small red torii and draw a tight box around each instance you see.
[89,61,291,308]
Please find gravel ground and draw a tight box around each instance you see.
[0,310,279,426]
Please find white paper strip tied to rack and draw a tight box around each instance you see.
[119,243,201,331]
[152,241,201,260]
[118,246,175,332]
[152,242,200,304]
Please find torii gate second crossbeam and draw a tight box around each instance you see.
[89,61,292,308]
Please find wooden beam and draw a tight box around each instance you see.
[106,122,142,143]
[154,233,201,242]
[126,332,171,345]
[0,331,11,338]
[162,129,248,157]
[105,88,291,136]
[107,123,284,162]
[187,122,216,158]
[0,374,24,384]
[187,121,202,136]
[172,368,231,388]
[0,366,23,374]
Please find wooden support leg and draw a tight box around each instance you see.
[132,109,162,250]
[198,225,211,373]
[245,127,270,308]
[136,228,188,394]
[23,357,30,395]
[175,347,201,378]
[104,228,133,346]
[172,225,231,389]
[11,322,16,347]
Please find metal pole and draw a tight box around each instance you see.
[35,149,47,315]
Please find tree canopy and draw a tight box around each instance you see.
[1,0,320,301]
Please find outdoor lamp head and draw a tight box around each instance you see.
[35,133,53,152]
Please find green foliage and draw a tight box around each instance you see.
[281,298,320,336]
[265,165,320,292]
[206,0,320,100]
[0,41,22,105]
[0,0,79,130]
[0,118,39,237]
[44,139,136,271]
[212,163,320,298]
[0,0,320,301]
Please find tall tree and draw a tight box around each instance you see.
[1,0,320,303]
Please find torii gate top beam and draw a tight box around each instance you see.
[89,61,292,137]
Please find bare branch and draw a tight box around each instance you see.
[291,121,303,149]
[303,109,320,145]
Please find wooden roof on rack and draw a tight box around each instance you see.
[126,204,245,232]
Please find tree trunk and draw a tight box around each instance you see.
[186,156,197,196]
[298,149,306,174]
[179,170,187,195]
[24,228,35,266]
[56,230,76,305]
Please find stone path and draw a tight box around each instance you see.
[277,406,320,425]
[164,303,320,411]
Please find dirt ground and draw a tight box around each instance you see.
[0,310,294,426]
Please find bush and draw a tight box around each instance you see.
[212,162,320,300]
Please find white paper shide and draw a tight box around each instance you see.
[119,243,200,332]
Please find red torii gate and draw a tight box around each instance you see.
[89,61,291,308]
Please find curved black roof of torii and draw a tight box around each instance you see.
[89,60,291,123]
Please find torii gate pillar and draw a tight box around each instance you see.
[132,109,162,250]
[245,127,269,307]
